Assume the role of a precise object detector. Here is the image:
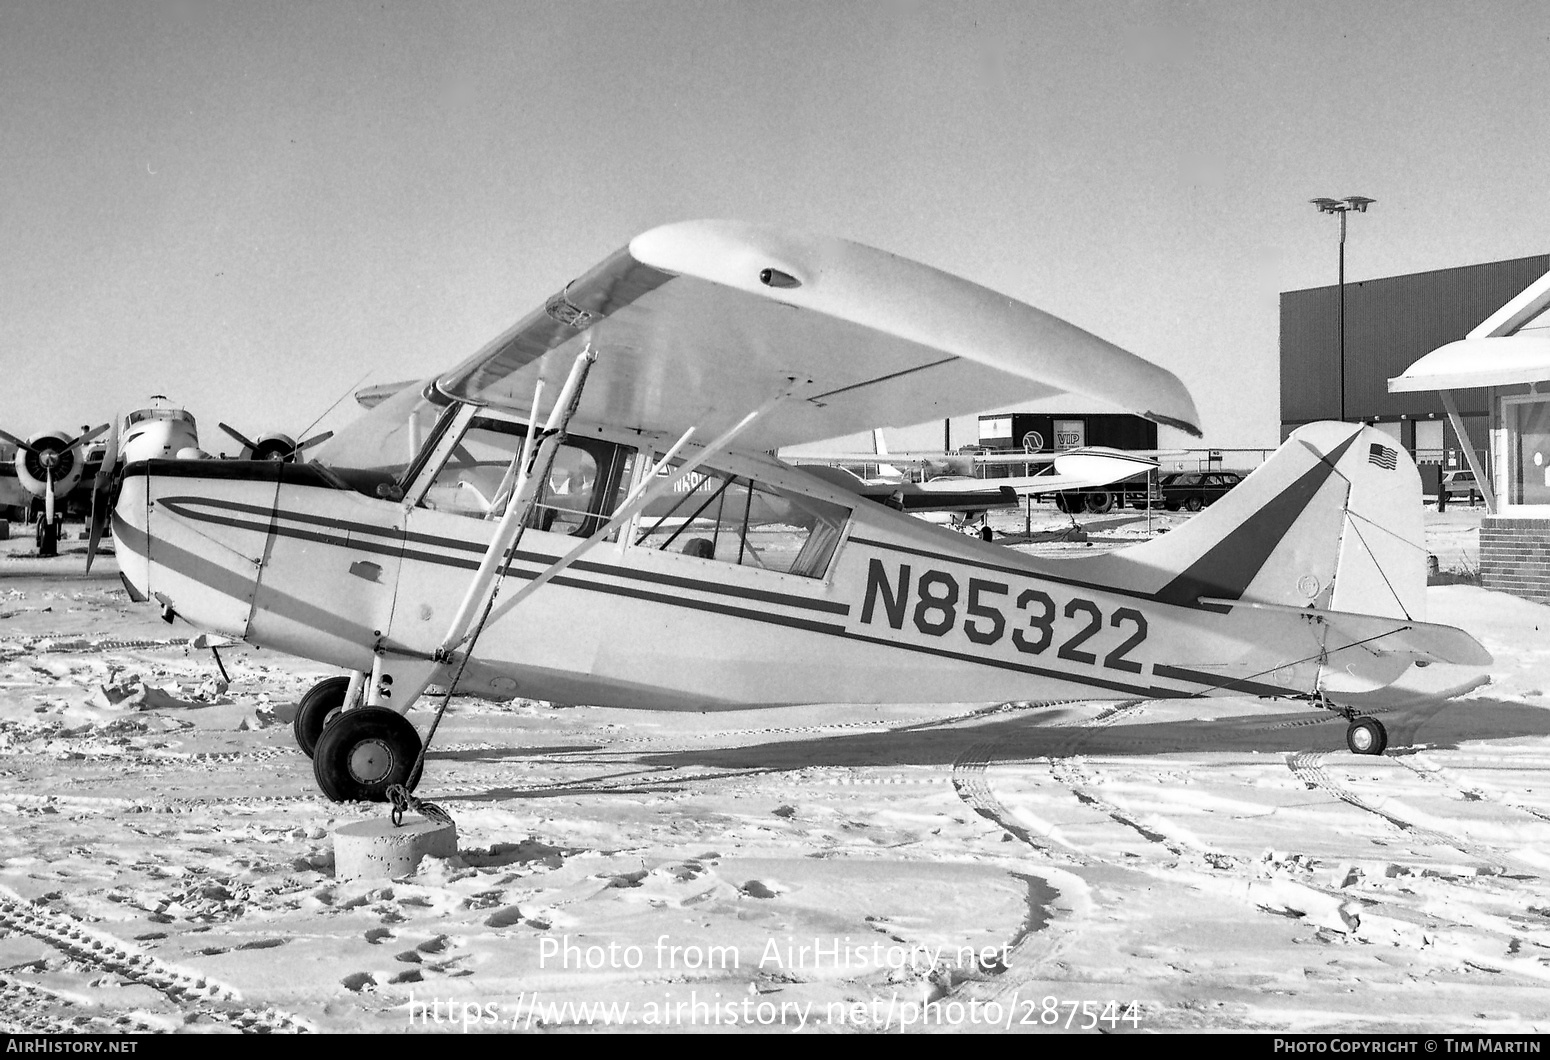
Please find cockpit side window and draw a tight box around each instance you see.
[415,415,636,538]
[631,462,849,578]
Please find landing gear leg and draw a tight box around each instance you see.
[36,518,58,558]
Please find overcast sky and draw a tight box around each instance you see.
[3,0,1548,451]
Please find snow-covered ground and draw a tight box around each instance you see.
[0,510,1545,1034]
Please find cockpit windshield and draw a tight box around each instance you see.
[310,379,446,481]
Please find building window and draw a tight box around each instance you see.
[1506,396,1550,506]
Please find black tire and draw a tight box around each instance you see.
[293,675,353,758]
[1053,493,1070,514]
[1184,496,1204,513]
[37,519,57,557]
[312,706,423,802]
[1084,491,1114,514]
[979,525,994,542]
[1345,717,1388,756]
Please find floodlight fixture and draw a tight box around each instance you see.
[1310,195,1377,421]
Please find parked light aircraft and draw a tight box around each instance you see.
[105,220,1491,803]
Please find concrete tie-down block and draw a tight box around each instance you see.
[334,815,458,882]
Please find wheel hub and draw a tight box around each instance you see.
[348,738,396,783]
[1350,725,1373,752]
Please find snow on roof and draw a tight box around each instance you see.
[1388,334,1550,392]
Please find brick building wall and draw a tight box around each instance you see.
[1480,516,1550,603]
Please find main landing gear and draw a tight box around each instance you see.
[311,706,424,802]
[293,675,424,800]
[1321,695,1388,756]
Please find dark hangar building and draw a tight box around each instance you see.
[1281,252,1548,470]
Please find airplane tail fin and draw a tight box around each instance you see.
[1091,422,1427,621]
[872,428,904,481]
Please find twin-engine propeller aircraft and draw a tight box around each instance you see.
[0,423,108,555]
[107,220,1491,803]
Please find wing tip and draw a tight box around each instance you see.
[1145,410,1204,438]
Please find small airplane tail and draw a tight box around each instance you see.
[871,428,904,481]
[1095,422,1428,622]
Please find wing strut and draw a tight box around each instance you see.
[436,346,596,659]
[462,381,800,645]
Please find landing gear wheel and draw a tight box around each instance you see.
[979,525,994,542]
[1346,717,1388,756]
[1084,491,1114,514]
[312,706,423,802]
[36,519,58,557]
[1185,496,1204,513]
[293,675,353,758]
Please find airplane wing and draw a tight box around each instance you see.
[785,448,1062,470]
[917,447,1157,497]
[435,221,1201,452]
[355,380,419,410]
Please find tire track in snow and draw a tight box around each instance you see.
[1397,753,1550,826]
[1285,752,1524,873]
[0,891,311,1032]
[948,703,1150,863]
[951,740,1085,864]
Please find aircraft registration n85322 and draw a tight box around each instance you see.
[107,220,1491,802]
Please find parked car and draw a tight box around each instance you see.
[1151,470,1243,512]
[1439,469,1481,506]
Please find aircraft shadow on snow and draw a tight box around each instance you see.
[437,696,1550,801]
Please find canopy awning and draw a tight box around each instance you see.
[1389,334,1550,393]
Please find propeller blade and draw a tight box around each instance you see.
[218,422,261,454]
[294,431,333,454]
[86,483,105,573]
[95,416,121,489]
[0,427,35,454]
[59,422,108,452]
[87,416,121,574]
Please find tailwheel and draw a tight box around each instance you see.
[312,706,423,802]
[293,675,353,758]
[1345,717,1388,756]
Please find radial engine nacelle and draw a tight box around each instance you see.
[218,423,332,462]
[13,429,90,500]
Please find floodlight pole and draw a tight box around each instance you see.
[1311,196,1375,423]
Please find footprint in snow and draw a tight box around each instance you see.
[484,906,525,929]
[416,935,452,954]
[363,928,394,945]
[340,971,375,992]
[236,938,287,951]
[740,880,780,899]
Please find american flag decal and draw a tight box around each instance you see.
[1368,443,1397,470]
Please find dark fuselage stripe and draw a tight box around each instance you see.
[156,496,851,616]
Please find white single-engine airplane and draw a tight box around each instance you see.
[107,220,1491,803]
